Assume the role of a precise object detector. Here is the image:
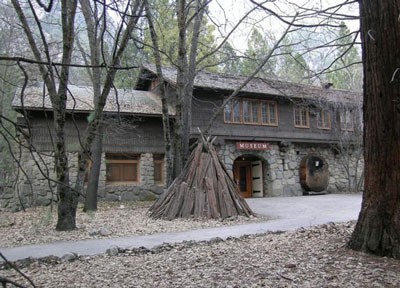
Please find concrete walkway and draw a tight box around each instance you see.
[0,193,362,262]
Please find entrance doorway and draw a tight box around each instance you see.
[233,156,263,198]
[233,161,252,198]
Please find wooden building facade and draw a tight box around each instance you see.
[137,64,363,198]
[2,64,363,210]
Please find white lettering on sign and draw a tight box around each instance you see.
[236,142,271,150]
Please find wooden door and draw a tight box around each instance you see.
[233,161,252,198]
[252,160,263,197]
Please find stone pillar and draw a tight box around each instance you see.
[140,153,154,186]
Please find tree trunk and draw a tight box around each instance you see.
[144,0,173,184]
[348,0,400,258]
[56,168,78,230]
[173,0,188,178]
[84,127,103,211]
[75,0,144,210]
[55,0,79,231]
[55,93,78,231]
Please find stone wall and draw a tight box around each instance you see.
[1,140,363,211]
[1,151,165,211]
[217,141,364,197]
[103,153,164,202]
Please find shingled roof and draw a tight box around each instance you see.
[140,63,362,104]
[12,84,175,116]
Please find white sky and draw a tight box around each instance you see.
[208,0,360,51]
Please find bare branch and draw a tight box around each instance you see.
[204,13,298,134]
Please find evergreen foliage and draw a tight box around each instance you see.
[326,22,362,90]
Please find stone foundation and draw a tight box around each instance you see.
[1,141,363,211]
[217,141,363,197]
[1,151,165,211]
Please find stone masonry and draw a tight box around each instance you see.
[218,141,364,197]
[1,151,165,211]
[1,142,363,211]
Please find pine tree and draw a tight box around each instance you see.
[327,22,362,90]
[217,41,242,75]
[143,0,218,70]
[276,38,311,84]
[240,28,277,78]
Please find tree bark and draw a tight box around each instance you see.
[55,0,79,231]
[144,0,173,184]
[79,0,103,212]
[348,0,400,258]
[173,0,188,178]
[84,128,103,211]
[74,0,144,211]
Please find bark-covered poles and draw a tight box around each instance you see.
[348,1,400,258]
[149,136,255,220]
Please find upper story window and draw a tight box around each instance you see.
[340,109,355,131]
[224,99,242,123]
[317,110,332,130]
[224,98,278,126]
[243,99,259,124]
[293,105,309,128]
[106,153,139,183]
[153,154,165,186]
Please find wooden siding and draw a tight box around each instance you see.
[26,111,165,153]
[191,90,342,143]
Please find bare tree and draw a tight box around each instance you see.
[3,0,144,230]
[10,0,79,231]
[333,100,364,193]
[72,0,145,214]
[144,0,173,184]
[75,0,144,212]
[76,0,105,212]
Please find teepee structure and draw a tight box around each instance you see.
[149,136,255,220]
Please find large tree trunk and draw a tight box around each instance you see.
[348,0,400,258]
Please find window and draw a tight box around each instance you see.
[224,99,241,123]
[106,153,139,183]
[317,110,331,129]
[293,106,309,128]
[261,101,277,125]
[153,154,165,185]
[340,109,354,131]
[243,100,259,124]
[224,98,278,126]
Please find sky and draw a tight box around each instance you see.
[208,0,360,51]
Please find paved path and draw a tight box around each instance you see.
[0,193,362,262]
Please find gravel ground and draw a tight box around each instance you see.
[2,222,400,287]
[0,201,266,248]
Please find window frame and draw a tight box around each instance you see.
[224,97,278,126]
[242,99,260,124]
[293,105,310,128]
[106,153,140,184]
[340,109,355,131]
[317,109,332,130]
[261,101,278,126]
